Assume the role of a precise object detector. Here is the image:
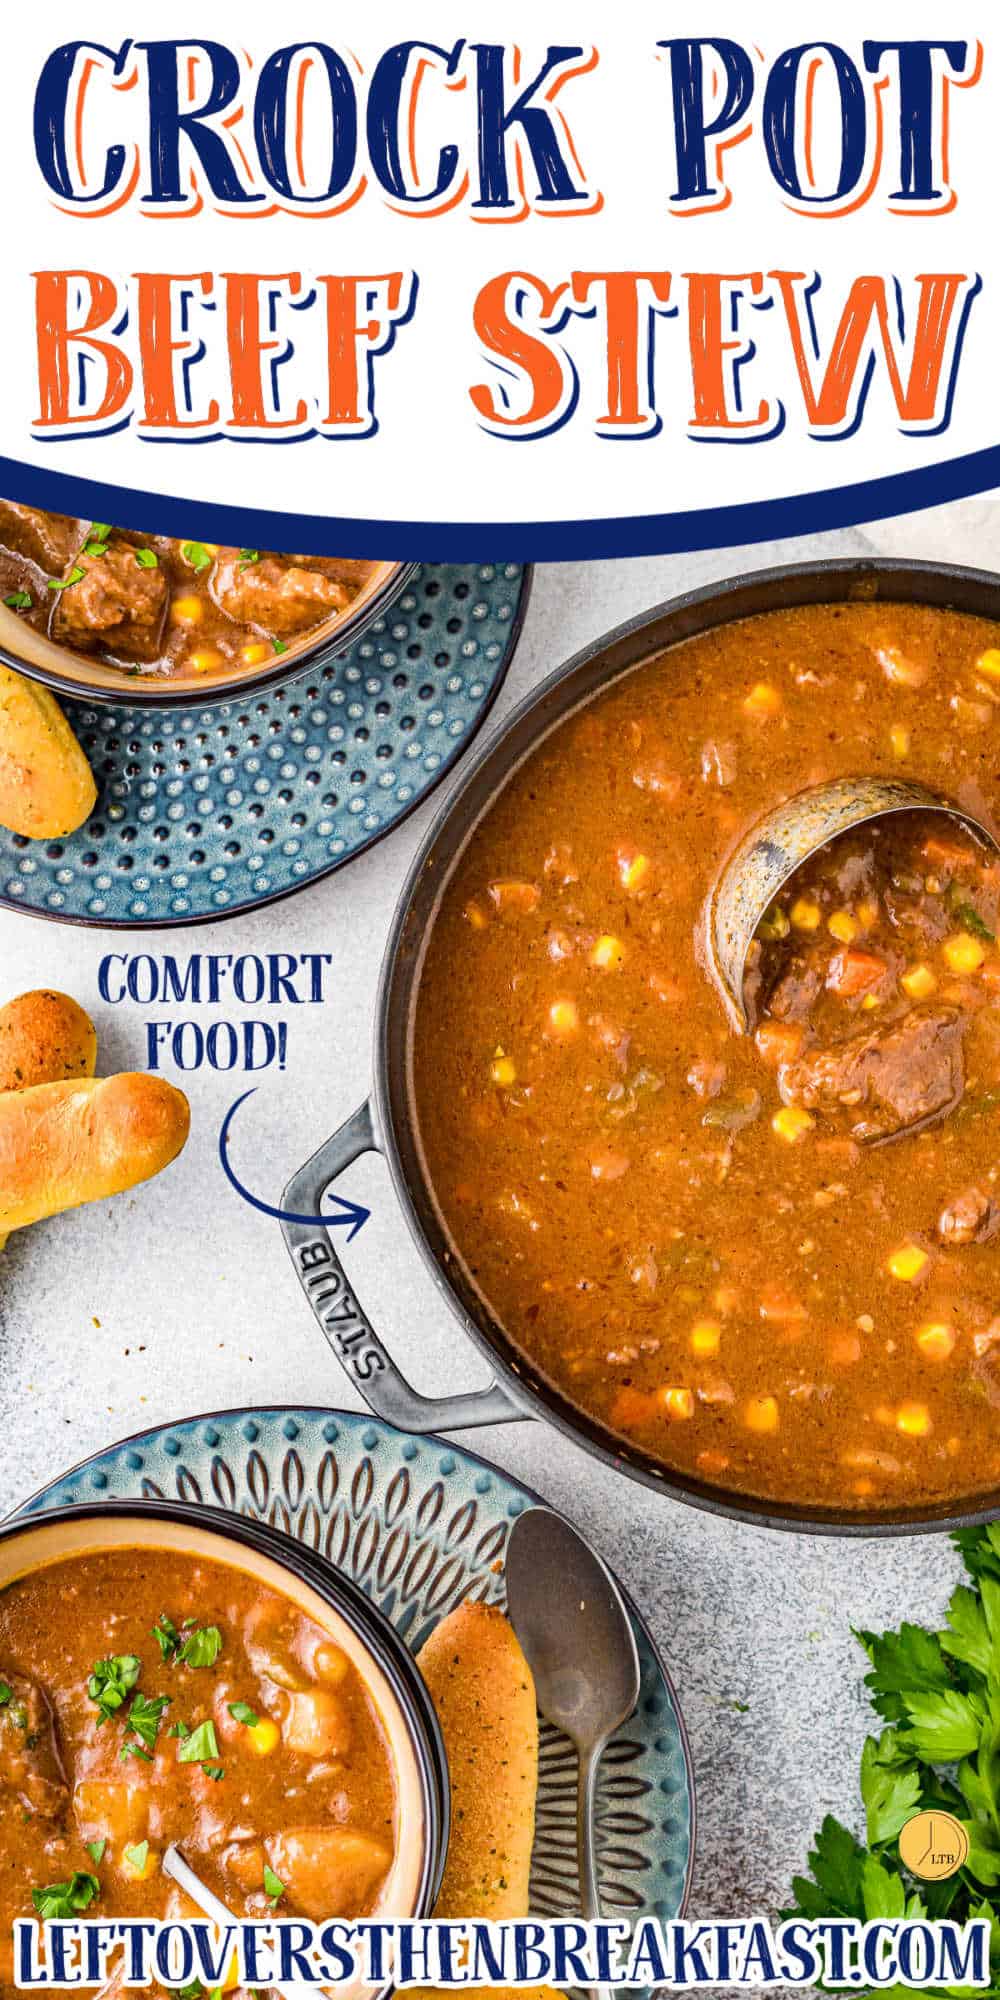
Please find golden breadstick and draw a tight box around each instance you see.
[0,1074,190,1232]
[0,664,96,837]
[417,1600,538,1921]
[0,989,97,1091]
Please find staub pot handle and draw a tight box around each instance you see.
[282,1099,525,1432]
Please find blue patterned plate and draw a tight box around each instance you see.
[17,1406,694,1926]
[0,564,529,927]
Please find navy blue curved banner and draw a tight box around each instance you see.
[3,444,999,565]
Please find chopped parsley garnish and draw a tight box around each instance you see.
[169,1720,191,1739]
[177,1718,220,1765]
[0,1681,11,1706]
[88,1654,141,1724]
[90,523,111,541]
[47,567,85,592]
[32,1873,99,1918]
[125,1690,171,1751]
[952,900,996,942]
[86,1840,106,1865]
[263,1864,285,1905]
[181,542,213,573]
[272,637,287,654]
[120,1743,153,1764]
[227,1701,259,1729]
[135,548,158,569]
[123,1841,149,1873]
[3,591,32,610]
[152,1612,181,1662]
[202,1763,225,1782]
[238,549,260,568]
[177,1624,223,1669]
[154,1615,221,1667]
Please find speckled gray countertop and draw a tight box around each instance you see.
[1,495,998,1937]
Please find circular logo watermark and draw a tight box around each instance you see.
[898,1811,969,1881]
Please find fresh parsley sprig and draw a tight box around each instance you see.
[785,1520,1000,1989]
[87,1654,141,1724]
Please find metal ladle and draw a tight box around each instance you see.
[708,776,1000,1031]
[505,1508,641,2000]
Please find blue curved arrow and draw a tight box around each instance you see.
[219,1088,370,1239]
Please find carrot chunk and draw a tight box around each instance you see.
[754,1020,803,1069]
[488,879,540,916]
[826,946,887,996]
[610,1387,656,1431]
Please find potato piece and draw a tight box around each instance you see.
[0,989,97,1091]
[266,1827,390,1921]
[73,1779,149,1845]
[0,1074,190,1232]
[220,1840,266,1893]
[416,1603,538,1920]
[0,664,96,837]
[283,1687,351,1758]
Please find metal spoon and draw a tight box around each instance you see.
[163,1845,303,2000]
[708,775,1000,1030]
[505,1509,641,1998]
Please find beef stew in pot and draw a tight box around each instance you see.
[412,601,1000,1513]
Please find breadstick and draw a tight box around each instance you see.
[417,1600,538,1921]
[0,1074,190,1232]
[0,663,96,837]
[0,989,97,1091]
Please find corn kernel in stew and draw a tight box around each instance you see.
[887,1243,929,1282]
[591,934,625,969]
[743,682,782,718]
[772,1106,814,1143]
[916,1322,956,1360]
[658,1387,695,1420]
[548,999,579,1036]
[902,963,937,999]
[690,1320,721,1357]
[943,933,987,974]
[744,1395,779,1433]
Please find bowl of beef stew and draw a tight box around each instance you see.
[282,557,1000,1534]
[0,1501,447,1989]
[0,504,411,704]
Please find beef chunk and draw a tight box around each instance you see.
[212,555,352,635]
[0,1669,67,1818]
[764,952,824,1022]
[0,505,83,574]
[778,1006,966,1141]
[938,1184,1000,1246]
[50,540,167,662]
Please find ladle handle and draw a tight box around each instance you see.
[282,1098,527,1434]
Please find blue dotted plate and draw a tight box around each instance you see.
[18,1406,694,1928]
[0,563,529,926]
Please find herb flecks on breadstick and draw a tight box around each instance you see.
[0,989,97,1091]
